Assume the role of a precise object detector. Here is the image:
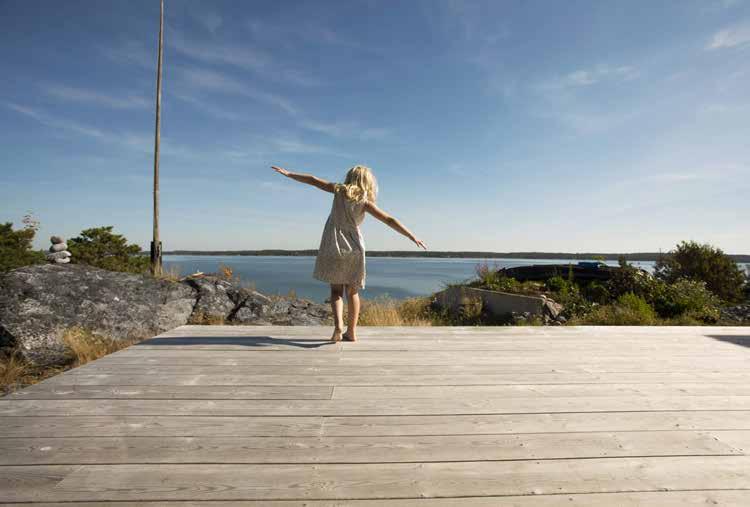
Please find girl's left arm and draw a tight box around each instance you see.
[271,166,335,193]
[365,201,427,250]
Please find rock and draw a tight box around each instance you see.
[0,264,197,366]
[543,299,563,319]
[49,243,68,252]
[46,251,72,261]
[182,276,237,321]
[54,257,71,264]
[50,236,64,244]
[720,304,750,323]
[183,274,331,326]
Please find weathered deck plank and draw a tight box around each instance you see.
[1,325,749,504]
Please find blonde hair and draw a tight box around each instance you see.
[335,165,377,203]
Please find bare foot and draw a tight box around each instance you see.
[331,329,343,342]
[343,331,357,342]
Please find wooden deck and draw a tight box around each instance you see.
[2,325,750,505]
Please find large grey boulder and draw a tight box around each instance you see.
[0,264,197,365]
[183,274,331,326]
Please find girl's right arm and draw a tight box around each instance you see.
[271,166,336,193]
[365,201,427,250]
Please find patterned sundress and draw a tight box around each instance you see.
[313,188,367,290]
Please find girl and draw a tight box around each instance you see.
[271,165,426,342]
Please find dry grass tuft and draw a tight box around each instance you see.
[358,297,437,326]
[156,264,182,282]
[187,311,226,326]
[0,349,30,392]
[219,263,234,280]
[62,327,140,366]
[2,327,138,395]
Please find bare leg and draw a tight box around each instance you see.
[344,285,360,341]
[330,284,344,341]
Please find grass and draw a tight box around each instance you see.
[1,327,141,396]
[358,296,440,326]
[155,263,183,282]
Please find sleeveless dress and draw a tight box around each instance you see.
[313,188,367,289]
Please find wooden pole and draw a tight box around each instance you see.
[150,0,164,276]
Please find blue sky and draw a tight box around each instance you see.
[2,0,749,253]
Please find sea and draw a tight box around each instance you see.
[163,255,659,303]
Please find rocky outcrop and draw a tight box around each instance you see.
[0,264,196,365]
[184,274,331,326]
[0,265,333,366]
[721,304,750,323]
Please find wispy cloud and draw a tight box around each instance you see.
[5,102,197,158]
[170,29,321,87]
[542,65,639,89]
[99,40,154,70]
[707,20,750,49]
[271,137,351,158]
[189,5,222,34]
[178,66,297,115]
[299,119,390,140]
[5,102,106,139]
[42,84,150,109]
[172,92,243,121]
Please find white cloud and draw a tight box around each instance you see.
[178,66,297,115]
[299,119,390,140]
[707,21,750,49]
[4,102,197,158]
[173,92,243,121]
[198,11,223,34]
[271,137,351,158]
[99,41,154,70]
[5,102,106,139]
[170,29,321,87]
[42,84,150,109]
[547,65,640,89]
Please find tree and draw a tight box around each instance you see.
[654,241,746,303]
[68,226,149,274]
[0,221,44,272]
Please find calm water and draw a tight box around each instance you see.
[163,255,657,303]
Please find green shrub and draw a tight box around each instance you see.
[582,281,611,304]
[546,277,593,318]
[653,278,721,322]
[574,293,656,325]
[68,226,149,274]
[0,220,44,272]
[655,241,746,302]
[606,261,665,303]
[470,263,542,295]
[545,275,569,293]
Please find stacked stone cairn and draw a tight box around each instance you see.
[46,236,72,264]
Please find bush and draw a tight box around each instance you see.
[575,293,657,325]
[68,226,149,274]
[655,241,746,302]
[546,275,592,318]
[0,218,44,272]
[606,260,665,303]
[653,278,721,322]
[471,263,542,295]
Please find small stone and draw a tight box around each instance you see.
[54,257,71,264]
[49,243,68,253]
[46,251,71,262]
[50,235,64,244]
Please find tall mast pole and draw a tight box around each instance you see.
[150,0,164,276]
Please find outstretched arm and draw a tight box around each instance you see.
[271,166,335,193]
[365,201,427,250]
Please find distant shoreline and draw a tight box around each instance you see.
[162,250,750,263]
